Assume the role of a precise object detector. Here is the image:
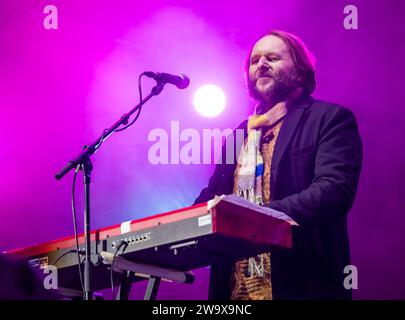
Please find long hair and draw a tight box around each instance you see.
[245,30,316,97]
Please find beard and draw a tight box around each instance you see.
[248,68,303,110]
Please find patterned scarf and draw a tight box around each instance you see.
[231,102,288,300]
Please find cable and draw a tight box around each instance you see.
[72,165,85,295]
[92,72,145,156]
[93,130,106,154]
[68,72,146,299]
[50,249,84,266]
[110,240,129,300]
[94,71,145,150]
[115,73,145,132]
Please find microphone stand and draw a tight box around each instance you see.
[55,82,165,300]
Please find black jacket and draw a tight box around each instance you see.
[194,96,363,299]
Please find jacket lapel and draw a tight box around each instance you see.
[271,96,314,178]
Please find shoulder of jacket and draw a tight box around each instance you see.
[309,99,354,118]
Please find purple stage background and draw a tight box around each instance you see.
[1,0,404,299]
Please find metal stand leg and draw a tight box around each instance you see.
[116,271,135,300]
[144,276,161,300]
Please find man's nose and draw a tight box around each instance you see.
[257,56,269,70]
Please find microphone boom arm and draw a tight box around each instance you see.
[55,83,164,180]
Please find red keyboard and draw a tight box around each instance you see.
[6,195,294,291]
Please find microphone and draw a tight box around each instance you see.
[144,71,190,89]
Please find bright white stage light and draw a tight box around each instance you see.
[193,84,226,117]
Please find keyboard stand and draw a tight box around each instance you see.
[100,251,194,300]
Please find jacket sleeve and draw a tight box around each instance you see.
[193,120,247,205]
[193,162,231,205]
[268,106,363,226]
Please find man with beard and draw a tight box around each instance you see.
[194,30,363,300]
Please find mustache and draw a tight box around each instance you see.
[256,70,276,79]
